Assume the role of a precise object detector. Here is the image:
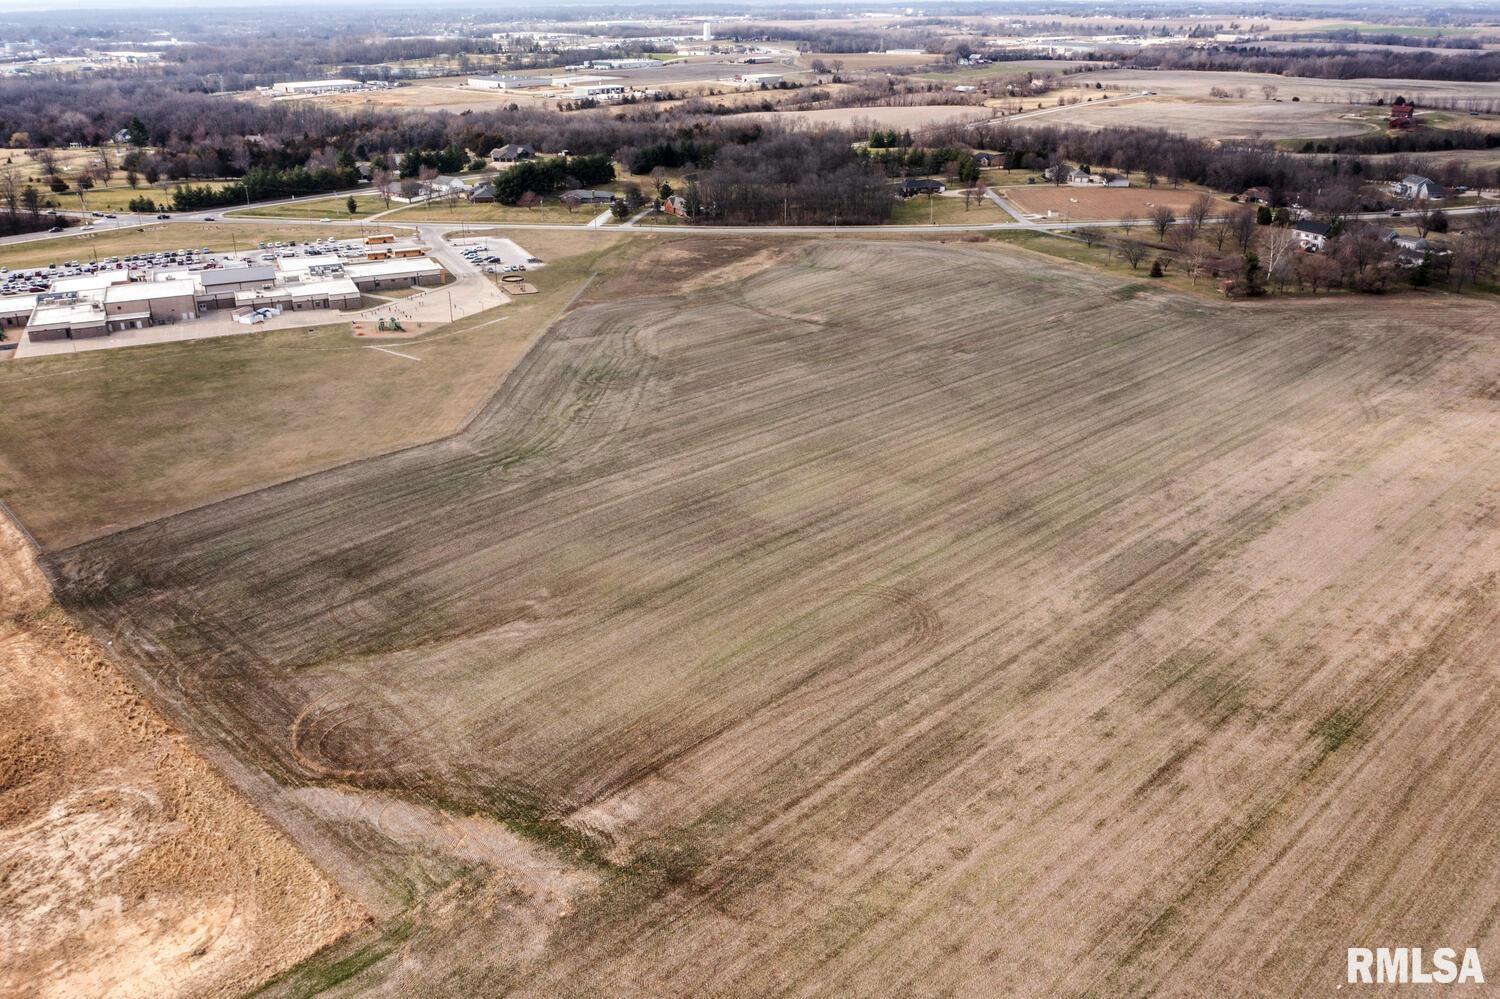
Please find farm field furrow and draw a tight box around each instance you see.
[41,239,1500,996]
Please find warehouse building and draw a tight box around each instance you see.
[469,75,552,91]
[271,78,362,95]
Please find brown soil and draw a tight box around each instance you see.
[44,238,1500,995]
[1003,184,1230,220]
[0,518,366,997]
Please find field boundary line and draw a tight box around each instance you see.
[452,270,598,437]
[44,270,602,558]
[0,494,41,553]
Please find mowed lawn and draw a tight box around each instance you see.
[0,230,625,546]
[889,191,1006,225]
[38,239,1500,996]
[231,194,390,220]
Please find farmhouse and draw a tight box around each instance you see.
[1391,175,1446,201]
[491,143,535,163]
[897,178,946,198]
[1292,220,1332,251]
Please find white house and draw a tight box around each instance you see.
[1292,220,1332,252]
[1391,174,1446,201]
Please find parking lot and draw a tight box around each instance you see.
[449,237,544,275]
[0,234,405,298]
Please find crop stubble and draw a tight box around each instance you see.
[42,239,1500,995]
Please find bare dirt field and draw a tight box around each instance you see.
[1002,184,1229,220]
[23,236,1500,995]
[747,104,992,130]
[0,517,364,996]
[1016,96,1377,140]
[315,84,534,114]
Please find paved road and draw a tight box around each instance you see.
[7,184,1496,258]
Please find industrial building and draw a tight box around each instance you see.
[469,75,552,91]
[3,241,447,347]
[269,78,362,95]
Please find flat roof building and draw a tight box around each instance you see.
[271,78,361,95]
[27,292,108,341]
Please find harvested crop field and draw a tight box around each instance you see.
[1001,184,1228,220]
[749,104,992,130]
[1078,68,1500,106]
[1016,96,1376,141]
[28,237,1500,994]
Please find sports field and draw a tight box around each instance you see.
[25,237,1500,995]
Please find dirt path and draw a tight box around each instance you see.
[0,517,366,997]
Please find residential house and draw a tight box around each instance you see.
[1291,220,1332,252]
[469,182,496,203]
[663,194,692,218]
[1383,229,1449,264]
[491,143,535,163]
[561,189,616,205]
[896,178,946,198]
[1391,174,1446,201]
[1044,165,1128,187]
[1241,186,1272,205]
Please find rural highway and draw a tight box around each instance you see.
[6,183,1496,256]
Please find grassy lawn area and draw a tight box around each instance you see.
[232,194,389,220]
[71,179,242,214]
[386,200,609,224]
[0,230,632,547]
[0,222,344,271]
[890,192,1005,225]
[988,229,1203,291]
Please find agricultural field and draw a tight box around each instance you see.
[1001,184,1228,220]
[1016,96,1379,141]
[1078,68,1500,106]
[750,104,992,131]
[22,236,1500,995]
